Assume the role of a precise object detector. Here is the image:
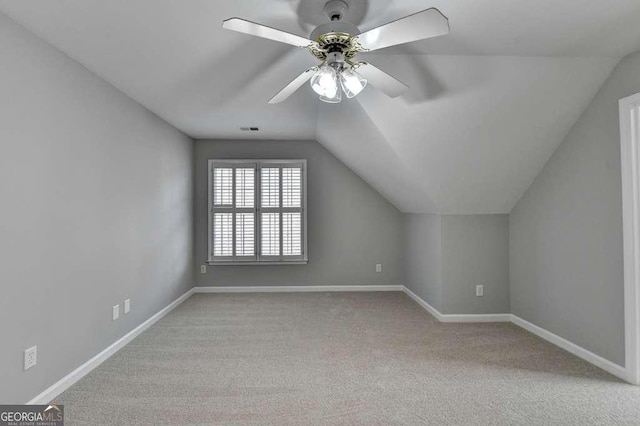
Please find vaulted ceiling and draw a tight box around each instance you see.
[2,0,639,213]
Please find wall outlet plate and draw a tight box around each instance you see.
[376,264,382,273]
[24,346,37,371]
[476,285,484,297]
[112,304,120,321]
[124,299,130,314]
[200,265,207,274]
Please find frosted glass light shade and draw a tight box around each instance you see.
[339,67,367,98]
[319,88,342,103]
[310,64,339,98]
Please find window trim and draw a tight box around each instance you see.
[208,159,308,265]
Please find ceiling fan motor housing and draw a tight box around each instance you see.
[310,21,360,41]
[307,0,366,63]
[309,21,364,62]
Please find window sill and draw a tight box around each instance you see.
[208,261,308,266]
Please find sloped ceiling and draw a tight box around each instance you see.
[1,0,639,213]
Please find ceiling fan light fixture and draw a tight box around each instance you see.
[310,64,339,98]
[319,87,342,103]
[339,67,367,98]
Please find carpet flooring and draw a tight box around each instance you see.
[53,292,640,425]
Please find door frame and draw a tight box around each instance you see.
[619,92,640,385]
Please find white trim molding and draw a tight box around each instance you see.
[511,315,627,381]
[402,287,511,322]
[27,288,195,404]
[196,285,510,322]
[440,313,513,323]
[402,286,443,319]
[620,92,640,386]
[403,286,629,382]
[194,285,403,293]
[26,278,638,404]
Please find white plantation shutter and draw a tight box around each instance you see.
[259,167,281,260]
[260,168,279,208]
[210,162,257,262]
[235,168,254,208]
[282,167,302,208]
[260,213,280,256]
[283,212,302,256]
[234,167,256,258]
[259,163,305,261]
[209,160,306,263]
[235,212,255,256]
[213,213,233,257]
[214,168,232,206]
[212,165,234,261]
[281,166,304,258]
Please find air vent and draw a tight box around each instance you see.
[240,127,260,132]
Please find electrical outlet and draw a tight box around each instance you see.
[476,285,484,297]
[112,304,120,321]
[200,265,207,274]
[376,264,382,273]
[24,346,37,371]
[124,299,130,314]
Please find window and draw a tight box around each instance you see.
[208,160,307,264]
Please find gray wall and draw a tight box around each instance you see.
[0,14,194,403]
[403,214,510,315]
[404,214,443,310]
[194,139,404,287]
[441,215,510,314]
[510,51,640,366]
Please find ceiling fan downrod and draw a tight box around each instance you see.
[309,0,362,62]
[324,0,348,22]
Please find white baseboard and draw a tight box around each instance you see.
[194,285,404,293]
[510,315,627,381]
[402,286,445,320]
[402,286,628,381]
[402,286,511,322]
[27,288,195,404]
[440,313,513,322]
[25,284,632,402]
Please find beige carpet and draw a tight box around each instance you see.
[53,292,640,425]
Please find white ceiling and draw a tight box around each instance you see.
[1,0,639,213]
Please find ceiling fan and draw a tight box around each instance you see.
[222,0,449,104]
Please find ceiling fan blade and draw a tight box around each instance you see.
[357,63,408,98]
[223,18,317,49]
[356,8,449,52]
[269,67,318,104]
